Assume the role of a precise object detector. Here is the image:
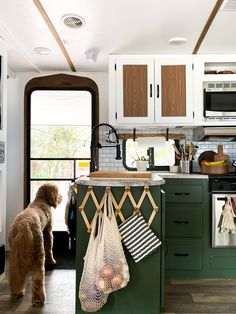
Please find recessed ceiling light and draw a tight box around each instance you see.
[34,47,51,55]
[168,37,187,45]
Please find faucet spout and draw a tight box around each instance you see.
[91,123,121,171]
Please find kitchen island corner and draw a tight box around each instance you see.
[75,174,165,314]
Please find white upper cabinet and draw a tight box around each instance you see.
[154,57,194,124]
[110,56,155,124]
[109,54,194,126]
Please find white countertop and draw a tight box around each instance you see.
[75,172,208,186]
[153,172,208,179]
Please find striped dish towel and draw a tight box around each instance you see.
[119,213,161,263]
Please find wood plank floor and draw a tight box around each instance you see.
[2,260,236,313]
[0,261,75,313]
[162,278,236,314]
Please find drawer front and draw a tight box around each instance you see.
[166,204,203,237]
[165,184,203,203]
[166,239,202,270]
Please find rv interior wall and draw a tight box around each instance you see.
[6,71,108,248]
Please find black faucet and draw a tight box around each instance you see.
[91,123,121,171]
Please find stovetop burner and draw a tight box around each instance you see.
[209,173,236,193]
[209,172,236,179]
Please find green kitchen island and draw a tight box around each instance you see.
[75,174,165,314]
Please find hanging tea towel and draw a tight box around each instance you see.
[119,213,161,263]
[218,196,236,233]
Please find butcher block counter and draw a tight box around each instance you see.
[75,172,165,314]
[75,171,165,186]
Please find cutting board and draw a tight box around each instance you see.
[90,171,151,179]
[214,145,229,163]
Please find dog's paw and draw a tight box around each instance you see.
[32,294,45,306]
[32,299,44,306]
[11,290,26,298]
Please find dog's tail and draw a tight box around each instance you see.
[8,223,36,295]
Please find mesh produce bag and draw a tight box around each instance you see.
[94,194,130,294]
[79,212,108,312]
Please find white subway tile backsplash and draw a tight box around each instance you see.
[98,127,236,173]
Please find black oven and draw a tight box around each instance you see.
[209,175,236,247]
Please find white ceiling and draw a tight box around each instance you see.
[0,0,235,73]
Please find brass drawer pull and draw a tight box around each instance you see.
[174,220,189,224]
[174,253,189,257]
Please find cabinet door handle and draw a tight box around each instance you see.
[174,220,189,224]
[174,253,189,257]
[156,84,159,98]
[150,84,153,97]
[174,192,190,196]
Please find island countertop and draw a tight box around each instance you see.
[75,173,165,186]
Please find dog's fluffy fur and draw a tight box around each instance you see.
[8,183,62,305]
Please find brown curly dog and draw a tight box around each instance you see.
[8,183,62,305]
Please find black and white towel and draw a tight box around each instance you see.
[119,213,161,263]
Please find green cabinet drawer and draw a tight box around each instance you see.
[166,239,203,270]
[166,203,203,237]
[165,184,203,203]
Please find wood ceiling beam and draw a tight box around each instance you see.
[33,0,76,72]
[192,0,224,54]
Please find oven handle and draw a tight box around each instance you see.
[216,197,227,201]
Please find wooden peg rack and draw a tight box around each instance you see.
[78,185,159,233]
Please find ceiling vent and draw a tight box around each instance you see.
[221,0,236,11]
[61,14,85,29]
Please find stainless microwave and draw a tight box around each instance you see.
[204,81,236,120]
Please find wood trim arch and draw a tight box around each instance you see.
[24,73,99,206]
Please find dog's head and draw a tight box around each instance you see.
[36,184,62,208]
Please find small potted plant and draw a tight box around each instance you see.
[134,154,149,171]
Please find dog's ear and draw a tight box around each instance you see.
[36,184,62,208]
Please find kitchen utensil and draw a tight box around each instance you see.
[198,150,217,166]
[214,145,229,163]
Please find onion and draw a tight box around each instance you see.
[96,277,108,291]
[100,264,114,279]
[111,274,123,288]
[112,261,122,273]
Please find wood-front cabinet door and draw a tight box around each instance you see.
[155,57,194,124]
[115,58,155,124]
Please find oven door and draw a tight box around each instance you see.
[212,193,236,247]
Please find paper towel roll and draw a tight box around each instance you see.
[137,137,166,148]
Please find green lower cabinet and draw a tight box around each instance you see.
[166,239,203,270]
[165,203,203,238]
[75,184,164,314]
[165,178,236,278]
[210,255,236,270]
[165,178,208,278]
[207,248,236,278]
